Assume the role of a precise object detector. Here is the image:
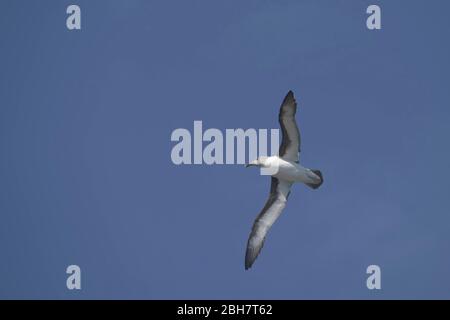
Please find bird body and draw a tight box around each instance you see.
[244,91,323,270]
[253,155,322,185]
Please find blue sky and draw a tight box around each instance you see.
[1,0,450,299]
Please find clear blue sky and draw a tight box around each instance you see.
[1,0,450,299]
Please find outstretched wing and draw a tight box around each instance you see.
[278,91,301,163]
[245,177,292,270]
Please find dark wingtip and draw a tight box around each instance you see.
[245,256,252,270]
[283,90,296,104]
[245,249,255,270]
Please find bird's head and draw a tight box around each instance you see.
[245,156,269,168]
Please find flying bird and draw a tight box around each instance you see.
[245,91,323,270]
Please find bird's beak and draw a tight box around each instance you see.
[246,160,258,168]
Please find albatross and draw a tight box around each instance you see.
[245,91,323,270]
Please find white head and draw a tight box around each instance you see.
[245,156,269,168]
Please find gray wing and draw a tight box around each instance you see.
[278,91,301,163]
[245,177,292,270]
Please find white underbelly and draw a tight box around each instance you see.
[272,161,312,183]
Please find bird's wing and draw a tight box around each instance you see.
[278,91,301,163]
[245,177,292,270]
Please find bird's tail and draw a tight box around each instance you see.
[306,170,323,189]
